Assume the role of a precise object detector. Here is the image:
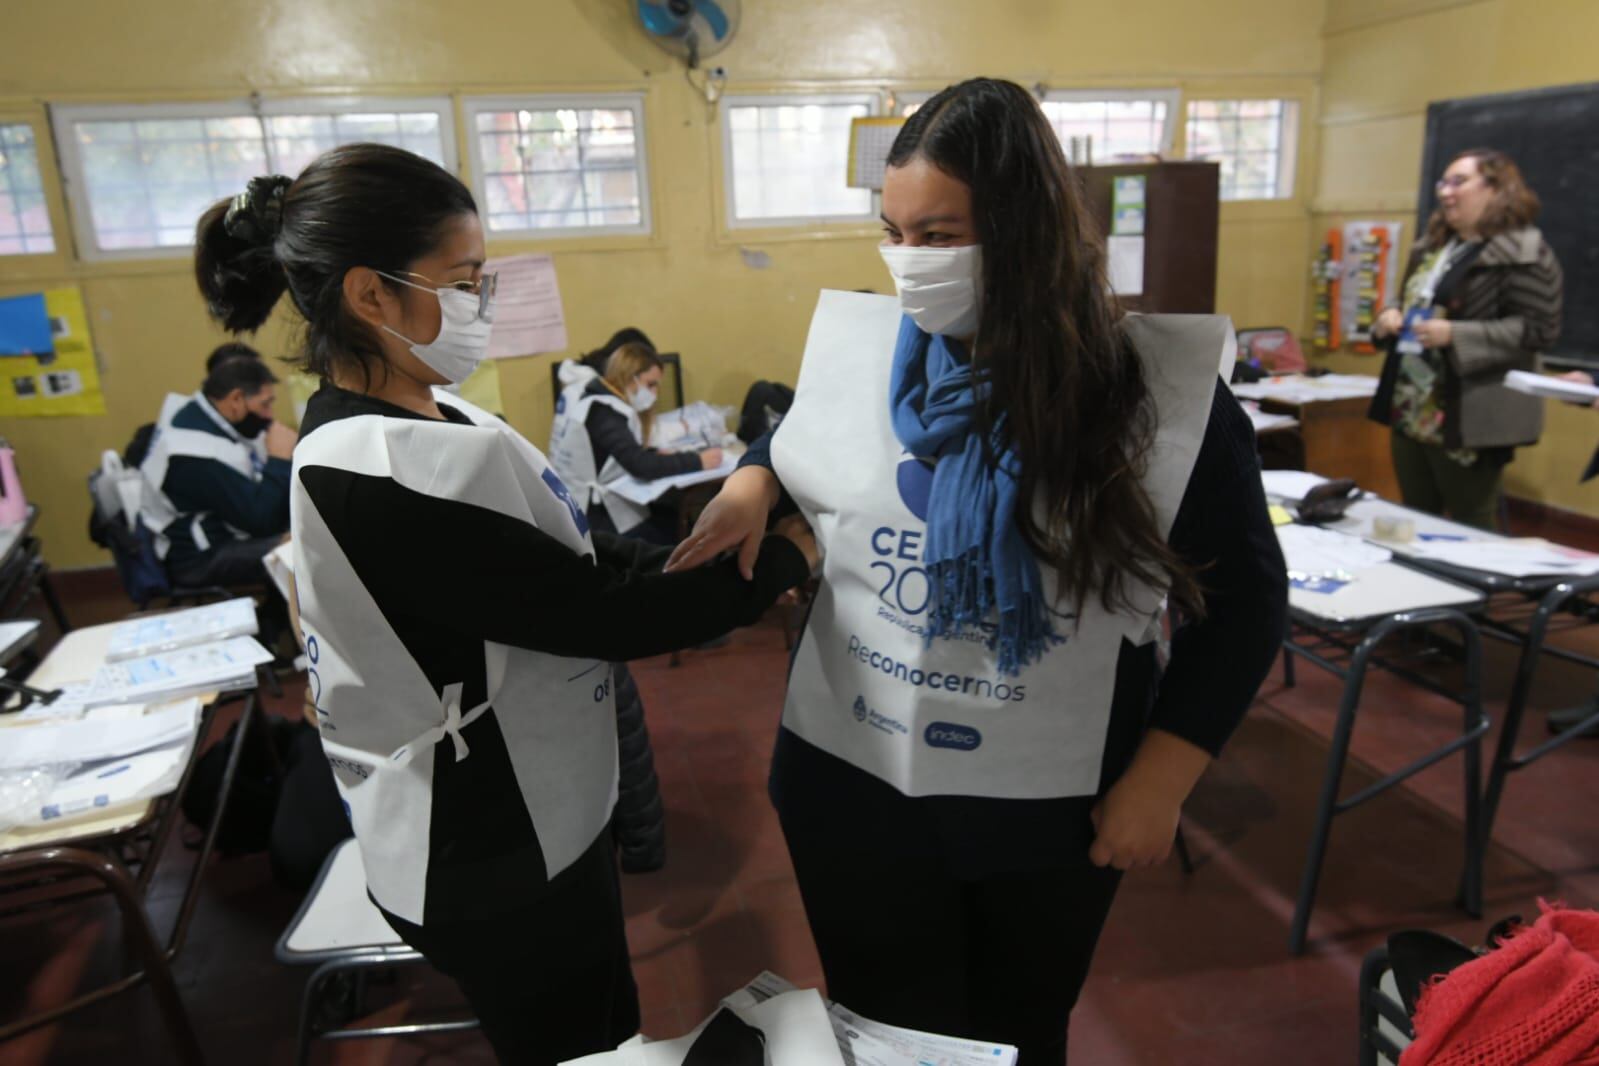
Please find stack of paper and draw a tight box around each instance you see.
[82,636,272,710]
[648,402,735,452]
[105,598,259,661]
[1503,370,1599,403]
[1404,538,1599,578]
[563,985,843,1065]
[1233,373,1378,404]
[0,700,200,770]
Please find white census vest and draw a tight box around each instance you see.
[772,291,1233,800]
[291,389,619,924]
[548,361,650,533]
[137,392,266,558]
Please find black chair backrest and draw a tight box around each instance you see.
[550,353,684,413]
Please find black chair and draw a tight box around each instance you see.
[550,352,684,413]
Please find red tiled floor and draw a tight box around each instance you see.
[4,564,1599,1064]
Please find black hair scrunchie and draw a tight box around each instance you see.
[223,174,292,246]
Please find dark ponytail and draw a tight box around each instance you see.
[195,175,292,332]
[193,143,478,384]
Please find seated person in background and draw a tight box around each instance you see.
[139,346,297,588]
[549,340,721,544]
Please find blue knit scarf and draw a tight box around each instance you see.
[888,316,1062,676]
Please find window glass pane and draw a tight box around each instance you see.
[726,100,871,224]
[473,102,649,234]
[1040,97,1169,162]
[0,123,56,253]
[1184,99,1295,200]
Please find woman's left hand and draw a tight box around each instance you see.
[1088,729,1211,871]
[1088,778,1182,870]
[1413,318,1453,349]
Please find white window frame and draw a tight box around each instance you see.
[1039,88,1182,161]
[1183,98,1300,202]
[51,97,458,262]
[0,120,57,257]
[257,95,458,173]
[892,90,936,117]
[720,91,882,231]
[461,93,652,241]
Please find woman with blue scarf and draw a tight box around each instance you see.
[668,79,1287,1064]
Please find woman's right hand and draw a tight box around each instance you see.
[666,465,780,579]
[699,447,724,470]
[1372,308,1404,340]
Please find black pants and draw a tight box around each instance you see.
[168,534,281,587]
[782,817,1122,1066]
[381,831,640,1065]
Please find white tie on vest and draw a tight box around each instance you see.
[771,291,1231,801]
[548,360,651,533]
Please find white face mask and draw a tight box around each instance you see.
[378,274,495,385]
[878,243,983,337]
[628,383,658,413]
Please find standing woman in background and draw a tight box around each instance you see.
[669,79,1287,1064]
[1368,148,1563,530]
[193,144,813,1065]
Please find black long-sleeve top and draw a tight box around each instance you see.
[583,380,701,481]
[747,378,1289,873]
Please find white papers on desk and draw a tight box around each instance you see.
[1277,524,1392,576]
[484,253,567,357]
[606,454,740,507]
[30,736,196,825]
[649,402,734,452]
[105,598,259,661]
[1503,370,1599,403]
[1241,401,1299,434]
[0,619,40,665]
[1232,373,1378,404]
[83,636,270,709]
[1403,538,1599,578]
[0,699,201,770]
[1261,470,1330,501]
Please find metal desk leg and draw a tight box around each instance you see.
[1479,578,1599,848]
[1288,611,1486,955]
[0,847,205,1065]
[36,564,72,634]
[1289,632,1371,955]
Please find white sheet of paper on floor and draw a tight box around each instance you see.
[1260,470,1330,501]
[0,699,201,771]
[105,597,259,661]
[725,973,1018,1066]
[561,987,844,1066]
[1403,538,1599,578]
[83,636,271,709]
[1277,524,1393,576]
[606,454,740,507]
[28,735,197,825]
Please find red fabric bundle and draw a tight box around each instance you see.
[1401,905,1599,1065]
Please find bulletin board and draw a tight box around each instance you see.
[0,287,106,418]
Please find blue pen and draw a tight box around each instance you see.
[96,763,132,779]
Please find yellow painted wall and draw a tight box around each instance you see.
[4,0,1324,569]
[1313,0,1599,514]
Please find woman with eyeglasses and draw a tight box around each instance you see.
[194,143,816,1064]
[1367,148,1563,529]
[667,79,1287,1063]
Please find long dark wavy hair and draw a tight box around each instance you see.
[889,78,1201,618]
[1422,147,1541,250]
